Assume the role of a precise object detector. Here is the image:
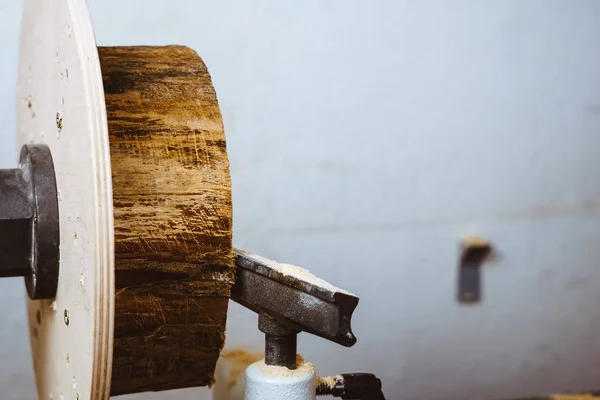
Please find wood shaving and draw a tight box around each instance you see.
[552,395,600,400]
[254,355,315,378]
[220,349,263,389]
[316,375,342,390]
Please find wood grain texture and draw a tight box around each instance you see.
[98,46,233,396]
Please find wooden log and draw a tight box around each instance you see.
[98,46,234,395]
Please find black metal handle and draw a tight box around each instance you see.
[317,373,385,400]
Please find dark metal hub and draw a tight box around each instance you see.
[0,145,59,299]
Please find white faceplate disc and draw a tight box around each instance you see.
[17,0,114,399]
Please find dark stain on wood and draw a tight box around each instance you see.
[98,46,233,396]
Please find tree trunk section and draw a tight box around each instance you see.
[98,46,233,396]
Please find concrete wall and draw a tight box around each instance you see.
[2,1,600,399]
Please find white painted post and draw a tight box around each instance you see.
[245,360,316,400]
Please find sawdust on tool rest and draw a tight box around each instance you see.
[552,395,600,400]
[254,355,315,378]
[238,250,353,295]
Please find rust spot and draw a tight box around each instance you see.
[56,112,63,131]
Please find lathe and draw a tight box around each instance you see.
[4,2,600,400]
[0,0,384,399]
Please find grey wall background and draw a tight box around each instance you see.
[3,1,600,399]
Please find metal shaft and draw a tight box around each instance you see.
[265,333,297,369]
[259,313,299,369]
[0,168,34,277]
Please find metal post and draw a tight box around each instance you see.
[258,313,299,369]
